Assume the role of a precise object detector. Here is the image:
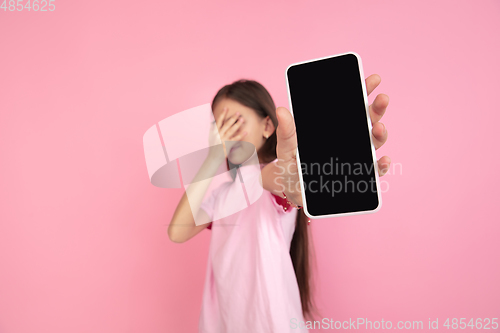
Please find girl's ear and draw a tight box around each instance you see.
[263,116,275,138]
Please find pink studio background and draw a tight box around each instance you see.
[1,1,499,332]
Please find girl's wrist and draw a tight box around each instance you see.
[283,190,302,207]
[282,191,302,209]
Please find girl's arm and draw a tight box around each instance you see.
[168,106,247,243]
[167,155,222,243]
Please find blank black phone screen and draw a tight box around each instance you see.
[286,53,379,216]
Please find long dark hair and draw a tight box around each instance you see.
[211,79,319,320]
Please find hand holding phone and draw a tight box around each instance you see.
[283,51,389,219]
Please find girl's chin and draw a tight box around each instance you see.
[228,149,253,165]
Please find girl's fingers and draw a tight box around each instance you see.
[369,93,389,126]
[365,74,381,96]
[220,111,241,138]
[377,156,391,177]
[371,122,387,150]
[224,116,244,139]
[231,130,248,141]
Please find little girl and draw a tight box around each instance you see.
[168,79,317,333]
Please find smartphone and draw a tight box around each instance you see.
[285,51,382,219]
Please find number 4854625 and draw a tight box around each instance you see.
[443,318,498,330]
[1,0,56,11]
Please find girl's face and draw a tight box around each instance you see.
[213,97,274,165]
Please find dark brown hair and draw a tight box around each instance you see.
[211,79,319,320]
